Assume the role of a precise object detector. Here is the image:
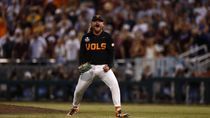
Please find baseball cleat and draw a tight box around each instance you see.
[116,109,129,118]
[66,106,79,117]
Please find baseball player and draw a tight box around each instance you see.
[66,15,129,118]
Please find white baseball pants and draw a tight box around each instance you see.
[72,65,121,107]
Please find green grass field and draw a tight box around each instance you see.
[0,102,210,118]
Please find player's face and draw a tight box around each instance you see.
[91,20,104,33]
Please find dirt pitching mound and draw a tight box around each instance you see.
[0,104,66,114]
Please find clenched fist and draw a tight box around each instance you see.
[103,64,110,72]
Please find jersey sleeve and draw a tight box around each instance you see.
[107,34,114,68]
[79,35,87,65]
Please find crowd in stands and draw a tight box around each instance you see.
[0,0,208,103]
[0,0,209,61]
[0,0,209,78]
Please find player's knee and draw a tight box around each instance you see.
[110,82,119,88]
[108,85,119,91]
[75,90,84,96]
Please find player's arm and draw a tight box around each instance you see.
[106,34,114,68]
[79,35,88,65]
[78,35,92,74]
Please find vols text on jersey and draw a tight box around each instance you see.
[85,43,106,50]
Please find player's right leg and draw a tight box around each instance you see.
[67,71,94,117]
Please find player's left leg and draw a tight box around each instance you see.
[67,70,95,117]
[100,70,129,118]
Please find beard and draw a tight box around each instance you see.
[93,25,103,34]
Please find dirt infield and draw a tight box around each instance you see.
[0,104,66,114]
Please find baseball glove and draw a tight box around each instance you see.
[78,62,92,74]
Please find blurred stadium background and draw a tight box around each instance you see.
[0,0,210,110]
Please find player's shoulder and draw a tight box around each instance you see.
[81,32,91,40]
[83,32,91,37]
[101,31,112,40]
[102,31,111,37]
